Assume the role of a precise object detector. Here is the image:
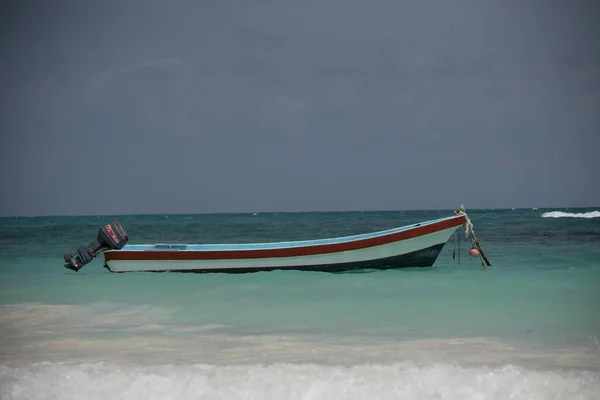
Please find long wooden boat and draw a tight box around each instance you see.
[63,210,488,273]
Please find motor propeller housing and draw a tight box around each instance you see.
[64,221,128,271]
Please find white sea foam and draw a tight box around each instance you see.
[0,362,598,400]
[541,211,600,218]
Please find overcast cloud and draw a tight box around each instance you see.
[1,0,599,216]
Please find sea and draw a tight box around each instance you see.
[0,208,599,399]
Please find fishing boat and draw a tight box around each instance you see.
[63,208,490,273]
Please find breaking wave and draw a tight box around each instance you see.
[1,362,598,400]
[541,211,600,219]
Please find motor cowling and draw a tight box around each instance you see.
[64,221,128,271]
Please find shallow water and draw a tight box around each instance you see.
[1,208,599,398]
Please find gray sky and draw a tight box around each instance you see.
[1,0,599,216]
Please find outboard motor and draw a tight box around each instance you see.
[64,221,128,271]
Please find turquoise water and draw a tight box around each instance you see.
[1,208,599,399]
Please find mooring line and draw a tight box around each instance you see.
[454,206,492,266]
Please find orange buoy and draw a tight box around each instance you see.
[469,248,480,257]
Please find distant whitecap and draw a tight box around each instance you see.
[541,211,600,218]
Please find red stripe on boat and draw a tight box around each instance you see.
[105,215,465,261]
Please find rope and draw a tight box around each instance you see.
[453,206,492,267]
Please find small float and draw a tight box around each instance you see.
[63,207,490,273]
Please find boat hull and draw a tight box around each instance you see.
[105,243,447,273]
[103,215,464,273]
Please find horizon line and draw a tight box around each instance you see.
[1,205,598,219]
